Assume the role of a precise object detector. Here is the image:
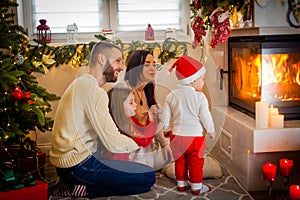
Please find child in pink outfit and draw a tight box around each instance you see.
[162,56,216,195]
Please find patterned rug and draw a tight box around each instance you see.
[49,162,254,200]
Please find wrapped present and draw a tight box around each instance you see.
[0,179,48,200]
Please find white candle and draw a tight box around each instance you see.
[255,101,268,129]
[270,114,284,128]
[268,105,278,127]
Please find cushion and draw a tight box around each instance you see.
[161,155,223,179]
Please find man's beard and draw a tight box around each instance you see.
[103,65,117,82]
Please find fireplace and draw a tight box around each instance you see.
[228,34,300,120]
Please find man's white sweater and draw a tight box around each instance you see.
[50,74,139,168]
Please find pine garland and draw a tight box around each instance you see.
[27,34,188,70]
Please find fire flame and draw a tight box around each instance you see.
[233,53,300,101]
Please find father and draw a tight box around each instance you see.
[50,42,156,198]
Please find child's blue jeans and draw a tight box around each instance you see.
[56,155,156,198]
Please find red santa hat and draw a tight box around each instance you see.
[168,56,206,84]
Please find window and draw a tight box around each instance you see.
[117,0,181,31]
[19,0,190,42]
[33,0,102,33]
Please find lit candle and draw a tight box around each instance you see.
[268,105,278,127]
[270,114,284,128]
[280,158,293,177]
[256,101,268,129]
[290,185,300,200]
[262,162,277,181]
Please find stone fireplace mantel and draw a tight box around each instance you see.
[231,26,300,37]
[214,106,300,152]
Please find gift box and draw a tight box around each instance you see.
[17,151,46,179]
[0,179,48,200]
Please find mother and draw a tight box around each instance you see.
[109,50,172,169]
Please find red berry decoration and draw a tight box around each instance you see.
[27,99,35,105]
[23,91,31,100]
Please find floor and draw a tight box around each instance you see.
[40,155,276,200]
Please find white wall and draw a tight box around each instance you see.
[254,0,289,27]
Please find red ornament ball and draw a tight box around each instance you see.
[11,89,23,100]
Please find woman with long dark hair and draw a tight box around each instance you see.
[108,50,172,169]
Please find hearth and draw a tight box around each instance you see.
[227,34,300,120]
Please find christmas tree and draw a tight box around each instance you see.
[0,1,59,147]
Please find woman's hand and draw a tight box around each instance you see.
[148,105,159,122]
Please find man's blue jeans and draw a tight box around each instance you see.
[56,155,156,198]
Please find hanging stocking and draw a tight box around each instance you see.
[210,8,231,48]
[191,13,206,49]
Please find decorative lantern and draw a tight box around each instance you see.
[66,23,78,43]
[36,19,51,43]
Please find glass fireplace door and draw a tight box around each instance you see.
[228,35,300,120]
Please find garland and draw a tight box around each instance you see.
[28,34,188,71]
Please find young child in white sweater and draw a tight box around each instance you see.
[163,56,216,195]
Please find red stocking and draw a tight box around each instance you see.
[191,14,206,49]
[210,8,231,48]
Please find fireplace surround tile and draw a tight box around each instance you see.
[211,106,300,191]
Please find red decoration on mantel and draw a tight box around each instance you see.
[191,13,206,49]
[37,19,51,43]
[145,24,154,40]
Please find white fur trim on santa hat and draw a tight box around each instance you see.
[179,66,206,85]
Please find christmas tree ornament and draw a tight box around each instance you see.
[11,86,23,100]
[191,13,207,49]
[27,99,35,105]
[14,53,24,65]
[22,91,31,100]
[26,70,33,75]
